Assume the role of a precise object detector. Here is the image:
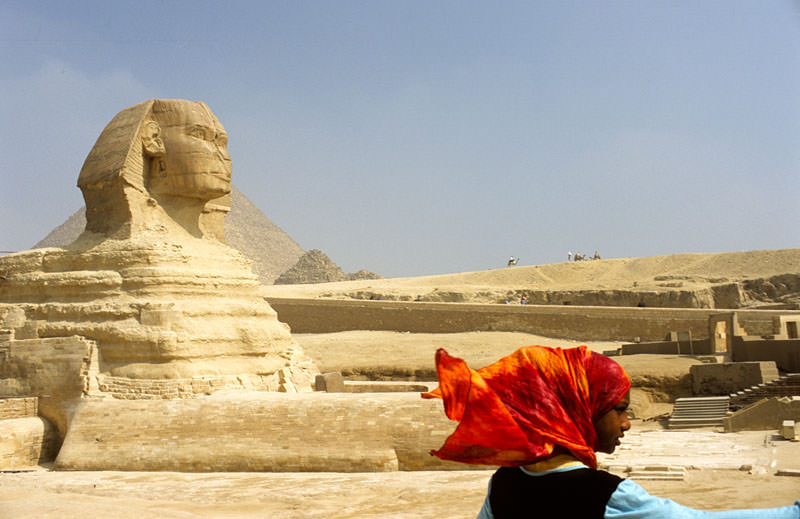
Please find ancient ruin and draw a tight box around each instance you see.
[0,99,317,439]
[2,100,798,478]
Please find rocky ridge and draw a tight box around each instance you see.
[263,249,800,309]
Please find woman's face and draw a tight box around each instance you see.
[594,390,631,454]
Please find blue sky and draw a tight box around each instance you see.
[1,1,798,277]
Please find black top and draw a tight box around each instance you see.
[488,466,623,518]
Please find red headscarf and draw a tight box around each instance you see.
[422,345,630,469]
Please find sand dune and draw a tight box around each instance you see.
[263,248,800,308]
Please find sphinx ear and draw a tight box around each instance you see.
[142,120,166,157]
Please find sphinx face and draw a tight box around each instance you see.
[151,101,232,200]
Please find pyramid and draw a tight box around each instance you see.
[33,185,304,285]
[275,249,382,285]
[275,249,347,284]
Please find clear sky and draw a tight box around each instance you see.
[1,1,798,278]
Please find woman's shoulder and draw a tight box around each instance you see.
[489,466,624,518]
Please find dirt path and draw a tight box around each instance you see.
[2,460,798,518]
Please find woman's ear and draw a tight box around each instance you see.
[142,120,165,157]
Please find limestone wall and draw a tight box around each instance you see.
[620,339,712,355]
[0,332,316,439]
[268,298,796,341]
[723,397,800,432]
[94,373,299,399]
[55,393,470,472]
[0,416,59,469]
[731,337,800,372]
[0,335,97,438]
[0,397,60,470]
[690,362,780,396]
[0,396,38,419]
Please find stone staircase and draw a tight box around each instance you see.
[606,463,687,481]
[729,373,800,411]
[667,396,730,429]
[628,465,687,481]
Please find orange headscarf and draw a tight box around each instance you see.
[422,345,630,469]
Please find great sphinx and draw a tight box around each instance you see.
[0,100,317,436]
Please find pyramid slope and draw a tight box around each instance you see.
[34,207,88,249]
[225,186,305,284]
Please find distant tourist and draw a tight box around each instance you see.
[568,251,573,262]
[507,256,519,267]
[520,295,527,305]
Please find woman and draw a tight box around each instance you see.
[422,346,799,518]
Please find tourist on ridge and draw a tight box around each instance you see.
[422,346,799,518]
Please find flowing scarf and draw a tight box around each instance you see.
[422,345,630,469]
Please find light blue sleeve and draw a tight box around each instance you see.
[476,479,493,519]
[605,479,800,519]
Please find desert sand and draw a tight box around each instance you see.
[2,415,799,518]
[1,466,799,518]
[295,330,618,376]
[262,248,800,305]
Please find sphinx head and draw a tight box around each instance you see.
[144,99,232,200]
[77,99,233,239]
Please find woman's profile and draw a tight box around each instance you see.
[423,346,800,518]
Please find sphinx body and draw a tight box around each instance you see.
[0,100,317,435]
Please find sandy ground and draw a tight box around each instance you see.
[2,426,798,518]
[294,330,621,377]
[294,330,700,411]
[294,330,701,375]
[1,470,798,518]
